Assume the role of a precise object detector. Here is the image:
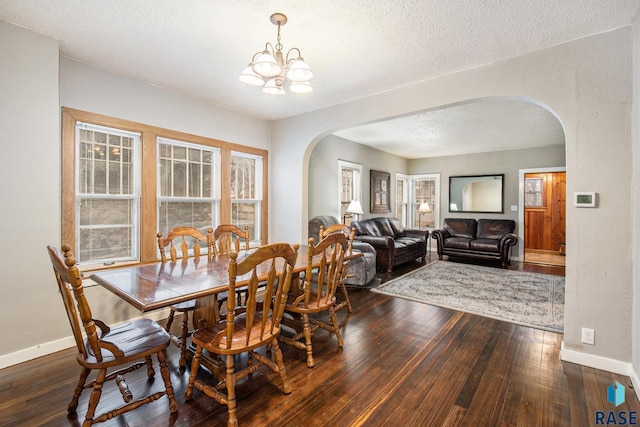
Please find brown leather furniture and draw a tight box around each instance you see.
[431,218,518,268]
[351,217,428,272]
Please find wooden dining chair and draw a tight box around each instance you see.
[157,226,214,369]
[319,223,356,313]
[47,245,178,427]
[185,242,299,427]
[280,233,349,368]
[211,225,251,308]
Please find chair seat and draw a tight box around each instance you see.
[286,292,336,313]
[192,313,279,353]
[84,318,170,365]
[170,300,196,311]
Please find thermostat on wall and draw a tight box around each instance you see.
[574,192,597,208]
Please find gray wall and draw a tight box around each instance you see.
[409,145,566,227]
[308,141,566,258]
[308,134,408,219]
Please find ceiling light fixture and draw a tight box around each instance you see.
[239,13,313,95]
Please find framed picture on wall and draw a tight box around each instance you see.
[370,170,391,213]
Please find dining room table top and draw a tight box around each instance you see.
[90,245,362,313]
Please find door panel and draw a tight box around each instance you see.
[524,172,566,251]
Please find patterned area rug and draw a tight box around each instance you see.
[372,261,564,333]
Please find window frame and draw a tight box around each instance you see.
[62,108,268,270]
[337,160,362,222]
[408,174,440,230]
[230,151,264,246]
[395,173,408,226]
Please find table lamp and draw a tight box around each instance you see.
[344,200,364,223]
[418,202,431,229]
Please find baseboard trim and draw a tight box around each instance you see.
[561,342,640,403]
[0,309,170,370]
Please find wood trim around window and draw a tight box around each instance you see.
[61,107,269,267]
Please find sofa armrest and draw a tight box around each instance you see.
[355,235,394,250]
[431,229,450,257]
[499,232,519,248]
[352,240,377,255]
[404,228,429,241]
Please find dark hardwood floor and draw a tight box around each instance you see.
[2,256,638,426]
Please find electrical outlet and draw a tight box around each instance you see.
[582,327,595,345]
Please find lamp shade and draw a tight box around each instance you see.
[252,50,282,77]
[286,58,314,82]
[239,65,265,86]
[418,202,432,213]
[263,77,285,95]
[289,80,313,94]
[346,200,364,215]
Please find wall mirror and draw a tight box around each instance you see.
[449,174,504,213]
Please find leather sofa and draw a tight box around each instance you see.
[351,217,428,273]
[308,216,377,286]
[431,218,518,268]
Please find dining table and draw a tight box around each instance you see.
[90,244,362,337]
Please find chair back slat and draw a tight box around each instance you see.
[320,224,355,251]
[224,242,299,350]
[157,226,213,262]
[213,224,249,256]
[303,233,348,309]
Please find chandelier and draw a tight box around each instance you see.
[239,13,313,95]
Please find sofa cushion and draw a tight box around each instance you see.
[394,237,424,255]
[354,220,383,237]
[469,238,500,253]
[476,219,516,240]
[442,237,472,249]
[375,217,396,237]
[443,218,477,239]
[388,218,405,238]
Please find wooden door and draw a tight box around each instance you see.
[524,172,566,251]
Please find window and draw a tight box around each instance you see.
[524,176,545,207]
[76,122,140,263]
[396,174,408,225]
[338,160,362,222]
[231,152,262,244]
[62,108,268,268]
[157,137,220,234]
[408,174,440,229]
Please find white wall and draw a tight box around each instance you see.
[0,22,272,368]
[632,13,640,385]
[0,22,62,366]
[273,28,634,370]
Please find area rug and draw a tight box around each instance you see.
[372,261,564,333]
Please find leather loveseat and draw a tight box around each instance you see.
[351,217,428,273]
[431,218,518,268]
[308,216,377,286]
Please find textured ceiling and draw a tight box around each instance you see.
[333,98,566,159]
[1,1,638,157]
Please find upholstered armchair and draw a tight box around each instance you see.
[308,215,377,286]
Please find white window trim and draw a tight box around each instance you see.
[409,173,440,229]
[337,160,363,218]
[396,173,408,226]
[75,122,141,265]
